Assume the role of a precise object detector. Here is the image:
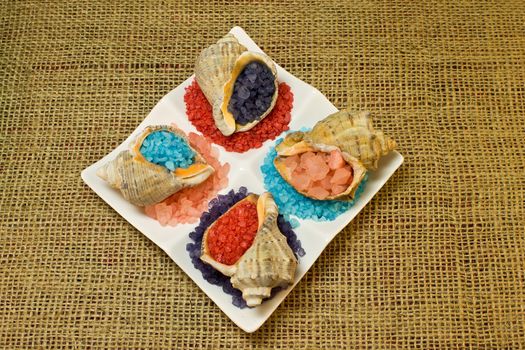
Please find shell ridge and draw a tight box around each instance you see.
[306,109,396,170]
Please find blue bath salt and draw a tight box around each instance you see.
[260,137,368,221]
[139,130,195,170]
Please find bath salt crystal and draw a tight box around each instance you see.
[299,151,316,167]
[331,167,352,185]
[331,184,348,195]
[155,203,172,226]
[307,186,330,200]
[308,161,329,181]
[290,173,311,191]
[328,150,346,169]
[284,154,300,172]
[319,175,333,190]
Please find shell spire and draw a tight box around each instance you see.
[306,110,396,170]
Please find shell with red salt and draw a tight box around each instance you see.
[200,193,297,306]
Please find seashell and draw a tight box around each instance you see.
[306,110,396,170]
[97,125,214,206]
[201,192,297,306]
[195,34,279,136]
[274,134,367,201]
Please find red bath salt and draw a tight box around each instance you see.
[185,80,294,153]
[144,131,230,226]
[206,201,259,265]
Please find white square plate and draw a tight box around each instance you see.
[81,26,403,332]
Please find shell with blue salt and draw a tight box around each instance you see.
[97,125,214,207]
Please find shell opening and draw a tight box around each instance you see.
[221,52,278,133]
[227,61,276,126]
[201,194,259,273]
[138,129,195,171]
[276,149,358,200]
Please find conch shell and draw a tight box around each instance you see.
[195,33,278,136]
[274,134,367,200]
[97,125,214,206]
[305,109,396,170]
[201,192,297,306]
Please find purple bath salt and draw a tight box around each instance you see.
[228,61,276,126]
[186,187,305,309]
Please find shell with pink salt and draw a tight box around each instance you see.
[274,139,366,201]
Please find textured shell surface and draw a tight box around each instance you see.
[194,34,278,136]
[274,137,367,201]
[306,110,396,170]
[195,34,247,116]
[96,125,214,207]
[200,192,297,307]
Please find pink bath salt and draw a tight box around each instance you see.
[222,163,231,175]
[186,206,201,217]
[188,190,204,202]
[301,152,319,169]
[155,203,172,226]
[291,173,311,191]
[331,184,348,195]
[284,155,300,173]
[331,167,353,185]
[307,186,330,200]
[328,150,346,170]
[319,174,333,190]
[144,205,157,220]
[299,152,316,168]
[210,146,220,159]
[168,216,180,226]
[308,157,330,181]
[179,197,192,208]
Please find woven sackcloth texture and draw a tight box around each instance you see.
[2,0,525,348]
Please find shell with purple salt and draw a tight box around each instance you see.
[195,33,278,136]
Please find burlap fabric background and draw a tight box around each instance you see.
[2,0,524,348]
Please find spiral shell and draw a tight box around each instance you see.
[195,34,278,136]
[97,125,214,207]
[200,192,297,307]
[306,110,396,170]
